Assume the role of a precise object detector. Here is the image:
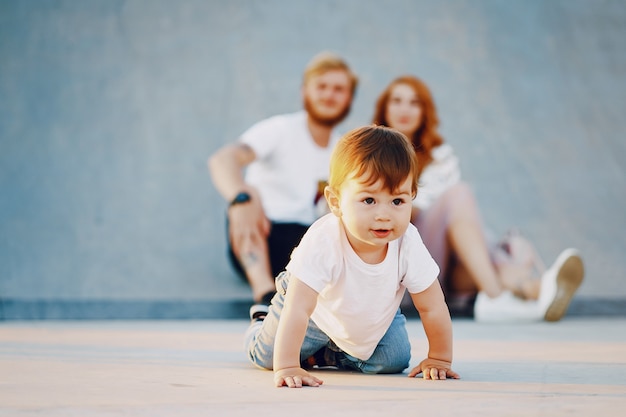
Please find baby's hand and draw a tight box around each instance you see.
[408,357,460,380]
[274,367,324,388]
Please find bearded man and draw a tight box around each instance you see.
[209,52,358,306]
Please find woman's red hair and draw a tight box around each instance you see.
[372,75,444,177]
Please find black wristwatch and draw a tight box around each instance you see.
[229,191,251,207]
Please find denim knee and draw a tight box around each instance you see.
[358,311,412,374]
[248,349,273,370]
[244,320,274,370]
[360,348,410,374]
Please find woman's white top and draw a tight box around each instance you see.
[414,144,461,210]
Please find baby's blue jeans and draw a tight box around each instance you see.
[244,271,412,374]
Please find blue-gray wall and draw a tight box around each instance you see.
[1,0,625,318]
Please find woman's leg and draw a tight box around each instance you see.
[418,184,580,322]
[416,182,539,300]
[446,199,504,299]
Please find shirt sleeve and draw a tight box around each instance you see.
[285,216,340,293]
[239,115,284,160]
[400,224,440,294]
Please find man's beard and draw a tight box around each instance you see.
[304,96,352,127]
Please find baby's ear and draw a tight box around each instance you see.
[324,186,342,217]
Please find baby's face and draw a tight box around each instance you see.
[336,174,413,261]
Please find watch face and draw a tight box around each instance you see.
[231,192,251,205]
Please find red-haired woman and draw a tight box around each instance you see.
[373,75,584,322]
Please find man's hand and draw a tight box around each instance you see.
[274,367,323,388]
[408,358,460,380]
[228,193,270,262]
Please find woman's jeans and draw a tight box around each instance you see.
[244,271,412,374]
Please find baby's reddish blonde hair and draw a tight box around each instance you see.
[328,125,418,197]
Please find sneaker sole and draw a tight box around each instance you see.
[249,304,269,321]
[544,251,584,322]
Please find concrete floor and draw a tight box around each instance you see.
[1,317,625,416]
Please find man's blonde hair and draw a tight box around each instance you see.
[303,51,359,95]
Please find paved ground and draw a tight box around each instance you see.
[1,317,625,416]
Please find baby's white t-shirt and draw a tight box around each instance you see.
[286,213,440,360]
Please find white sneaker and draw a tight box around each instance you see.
[474,290,543,323]
[249,304,269,322]
[539,248,584,322]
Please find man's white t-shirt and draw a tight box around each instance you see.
[286,213,440,360]
[240,111,340,225]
